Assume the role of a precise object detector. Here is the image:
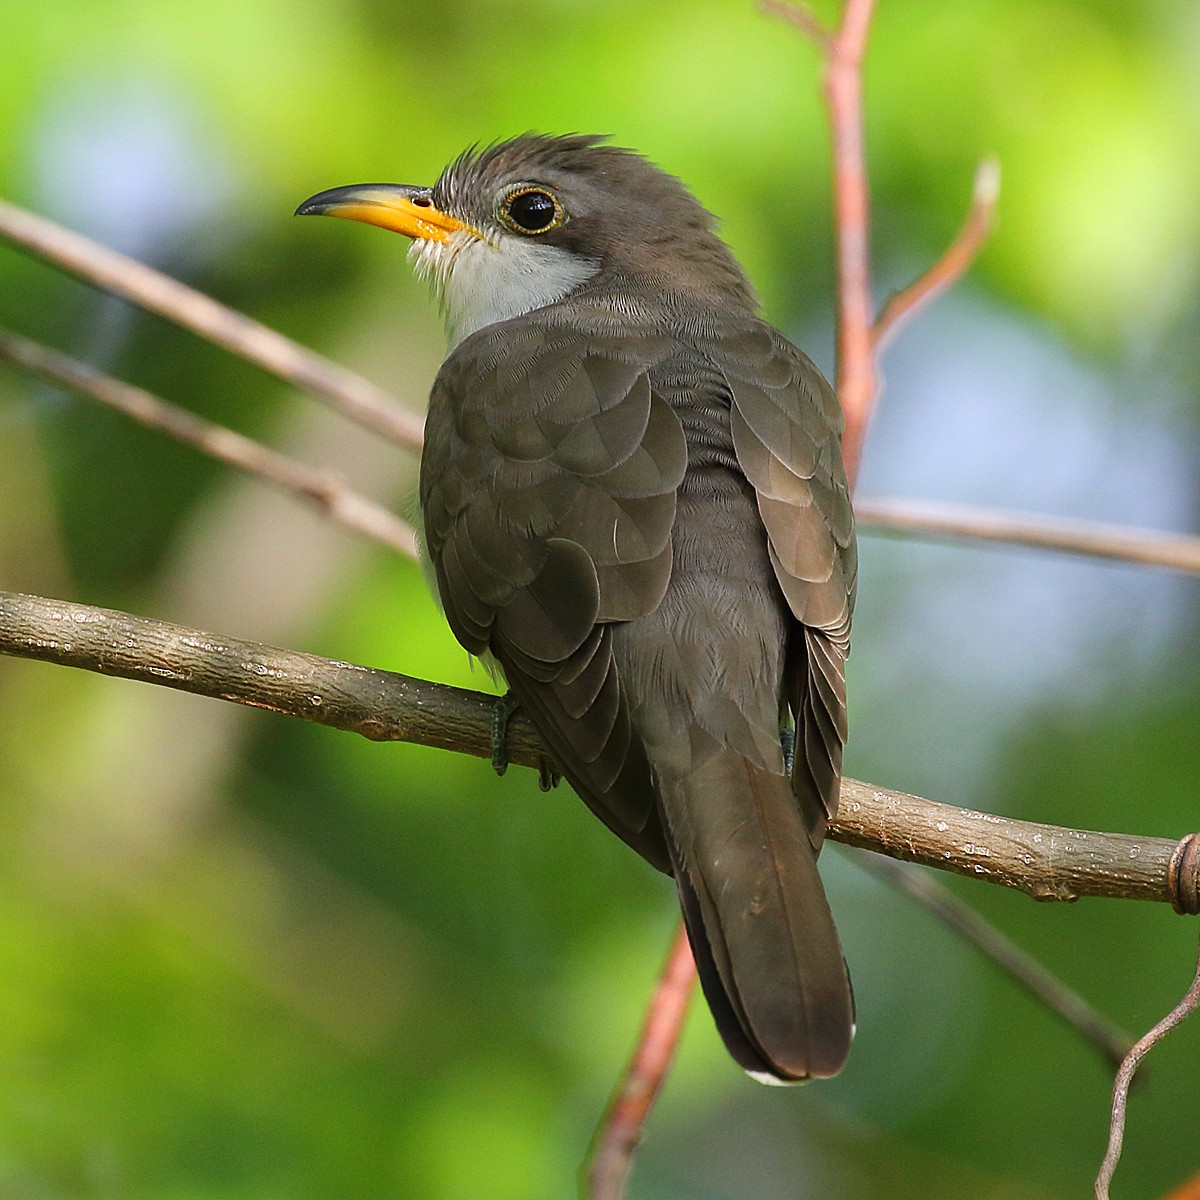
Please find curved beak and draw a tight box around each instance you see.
[294,183,468,243]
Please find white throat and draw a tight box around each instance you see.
[409,230,599,349]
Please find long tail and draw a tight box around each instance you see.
[659,749,854,1082]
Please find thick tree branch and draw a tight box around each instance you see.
[0,197,423,452]
[2,590,1195,912]
[0,328,419,559]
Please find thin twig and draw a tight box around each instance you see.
[758,0,833,48]
[0,328,418,560]
[585,926,696,1200]
[1095,930,1200,1200]
[873,155,1001,351]
[854,496,1200,576]
[11,315,1196,578]
[0,198,424,452]
[1,590,1196,910]
[858,854,1132,1070]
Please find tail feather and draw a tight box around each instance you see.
[659,749,854,1082]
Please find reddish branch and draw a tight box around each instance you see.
[761,3,999,483]
[873,156,1002,352]
[823,0,878,486]
[1165,1171,1200,1200]
[589,3,1003,1195]
[585,926,696,1200]
[760,0,832,47]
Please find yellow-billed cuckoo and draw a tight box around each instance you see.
[297,134,857,1083]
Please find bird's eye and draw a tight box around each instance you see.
[500,187,564,235]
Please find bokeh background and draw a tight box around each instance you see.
[2,1,1199,1197]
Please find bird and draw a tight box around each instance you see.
[296,134,858,1083]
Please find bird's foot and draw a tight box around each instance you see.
[490,691,560,791]
[490,691,520,777]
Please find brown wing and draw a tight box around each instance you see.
[420,318,687,871]
[720,321,857,842]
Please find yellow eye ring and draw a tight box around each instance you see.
[498,186,565,235]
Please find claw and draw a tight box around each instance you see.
[780,725,796,776]
[491,691,561,788]
[491,691,520,776]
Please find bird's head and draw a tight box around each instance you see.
[296,133,755,347]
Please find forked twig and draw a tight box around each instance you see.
[0,327,418,559]
[761,3,999,477]
[588,3,1004,1193]
[873,155,1001,351]
[1095,930,1200,1199]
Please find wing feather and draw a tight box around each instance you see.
[721,320,856,835]
[420,317,685,867]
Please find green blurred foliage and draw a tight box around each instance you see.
[1,0,1199,1197]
